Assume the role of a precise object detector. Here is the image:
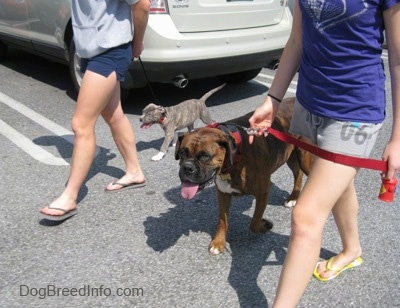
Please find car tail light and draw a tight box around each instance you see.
[150,0,169,14]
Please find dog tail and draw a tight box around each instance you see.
[200,83,226,102]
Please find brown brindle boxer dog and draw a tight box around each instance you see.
[175,97,313,255]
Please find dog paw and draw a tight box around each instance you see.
[263,219,273,232]
[250,219,273,233]
[209,246,222,256]
[284,200,297,208]
[209,241,225,255]
[151,152,166,161]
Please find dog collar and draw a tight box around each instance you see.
[158,107,167,123]
[208,122,243,175]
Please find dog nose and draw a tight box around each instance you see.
[182,162,196,175]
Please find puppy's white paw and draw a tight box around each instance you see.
[151,152,166,161]
[284,200,297,208]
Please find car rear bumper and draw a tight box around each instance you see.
[123,49,283,88]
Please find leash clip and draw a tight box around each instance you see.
[246,127,268,135]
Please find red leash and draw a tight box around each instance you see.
[267,127,388,172]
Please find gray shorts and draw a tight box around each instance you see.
[289,99,382,158]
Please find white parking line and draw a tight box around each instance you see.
[0,92,73,142]
[254,77,297,94]
[256,71,297,94]
[258,73,298,86]
[0,119,69,166]
[0,91,73,166]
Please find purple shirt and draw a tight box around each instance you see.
[296,0,400,123]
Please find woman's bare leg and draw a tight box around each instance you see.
[41,70,118,216]
[272,157,358,308]
[102,84,145,191]
[314,179,362,279]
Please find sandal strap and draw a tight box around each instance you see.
[326,256,340,272]
[111,181,130,187]
[47,201,77,212]
[46,206,68,213]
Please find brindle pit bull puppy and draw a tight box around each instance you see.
[175,97,313,255]
[140,83,226,161]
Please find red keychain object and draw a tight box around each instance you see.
[378,178,398,202]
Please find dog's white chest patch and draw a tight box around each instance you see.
[215,174,240,194]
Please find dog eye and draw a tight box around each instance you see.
[197,152,211,162]
[178,148,188,158]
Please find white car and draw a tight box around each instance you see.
[0,0,292,92]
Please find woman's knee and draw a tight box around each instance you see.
[291,206,325,239]
[71,116,95,138]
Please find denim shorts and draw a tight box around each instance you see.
[289,99,383,158]
[80,42,132,81]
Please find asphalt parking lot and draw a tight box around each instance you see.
[0,49,399,308]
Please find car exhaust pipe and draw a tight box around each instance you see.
[172,74,189,88]
[267,60,279,70]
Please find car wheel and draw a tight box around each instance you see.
[0,40,8,61]
[218,68,262,83]
[68,37,83,93]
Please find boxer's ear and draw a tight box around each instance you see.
[174,133,185,160]
[219,135,237,165]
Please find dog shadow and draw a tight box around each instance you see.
[143,184,334,307]
[136,132,185,153]
[33,135,127,225]
[136,138,165,152]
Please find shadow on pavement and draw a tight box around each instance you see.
[144,184,335,307]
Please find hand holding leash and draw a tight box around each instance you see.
[248,96,279,144]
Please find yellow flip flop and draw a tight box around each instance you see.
[313,256,363,282]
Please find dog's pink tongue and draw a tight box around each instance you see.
[181,182,199,199]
